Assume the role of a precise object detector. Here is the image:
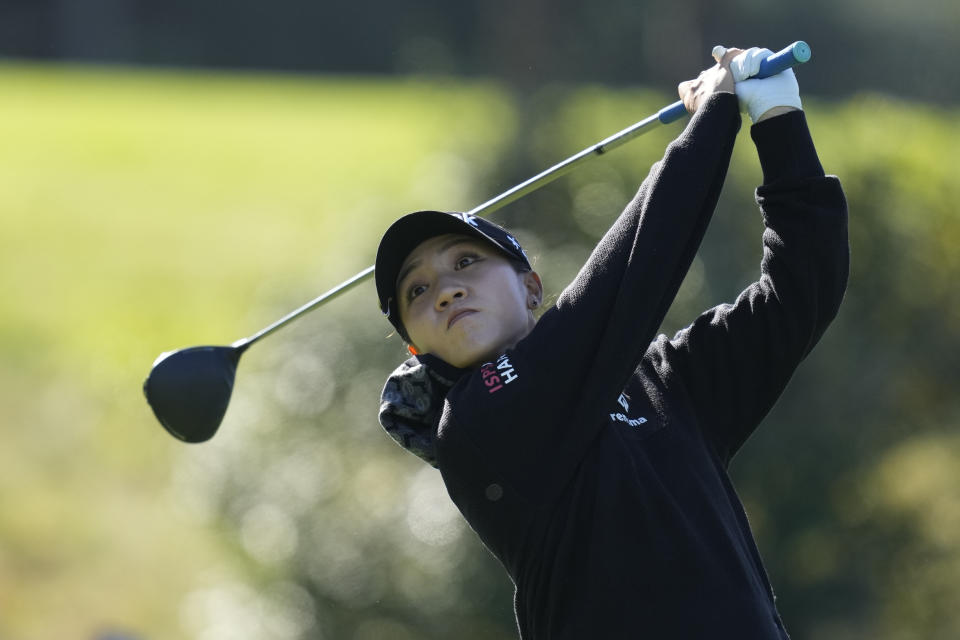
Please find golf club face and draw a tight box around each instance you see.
[143,345,242,443]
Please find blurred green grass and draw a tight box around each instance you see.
[0,63,515,378]
[0,62,514,639]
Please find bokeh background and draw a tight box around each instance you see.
[1,1,958,638]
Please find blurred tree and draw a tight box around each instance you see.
[0,0,957,102]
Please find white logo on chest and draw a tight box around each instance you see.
[610,392,647,427]
[480,354,519,394]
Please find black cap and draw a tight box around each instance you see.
[375,210,531,335]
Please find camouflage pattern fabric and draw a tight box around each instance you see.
[378,356,457,468]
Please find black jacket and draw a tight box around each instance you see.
[380,93,849,639]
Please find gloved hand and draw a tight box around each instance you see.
[723,46,803,123]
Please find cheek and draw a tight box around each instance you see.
[398,306,423,340]
[493,277,531,324]
[402,301,443,349]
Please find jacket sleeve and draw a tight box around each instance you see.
[439,93,743,498]
[534,94,740,393]
[650,109,850,464]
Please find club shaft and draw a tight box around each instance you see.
[237,40,811,347]
[233,264,376,349]
[235,114,663,349]
[467,112,663,217]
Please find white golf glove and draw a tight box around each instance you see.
[727,47,802,123]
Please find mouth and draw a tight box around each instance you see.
[447,309,477,329]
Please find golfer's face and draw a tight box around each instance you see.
[397,234,536,369]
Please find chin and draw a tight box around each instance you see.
[435,321,532,369]
[446,348,495,369]
[443,338,503,369]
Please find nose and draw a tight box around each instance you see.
[434,281,466,311]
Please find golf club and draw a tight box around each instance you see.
[144,41,811,443]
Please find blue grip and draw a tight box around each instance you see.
[657,41,811,124]
[755,41,811,79]
[658,101,690,124]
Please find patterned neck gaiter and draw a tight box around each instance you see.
[378,355,464,467]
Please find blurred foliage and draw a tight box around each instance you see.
[1,0,959,103]
[1,61,959,640]
[0,63,514,639]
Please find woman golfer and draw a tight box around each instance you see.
[375,46,849,638]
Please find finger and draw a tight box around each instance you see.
[720,47,744,69]
[710,45,742,66]
[678,77,703,97]
[677,80,696,113]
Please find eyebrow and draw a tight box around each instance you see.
[396,237,477,293]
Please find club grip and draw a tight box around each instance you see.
[658,40,811,124]
[755,41,811,79]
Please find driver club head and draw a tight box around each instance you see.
[143,345,243,443]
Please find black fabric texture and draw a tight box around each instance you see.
[378,95,849,639]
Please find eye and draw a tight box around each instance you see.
[407,283,427,301]
[455,253,479,269]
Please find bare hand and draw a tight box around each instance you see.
[677,47,742,114]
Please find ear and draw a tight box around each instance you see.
[407,344,420,356]
[522,271,543,308]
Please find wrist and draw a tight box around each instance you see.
[755,106,800,123]
[751,110,824,184]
